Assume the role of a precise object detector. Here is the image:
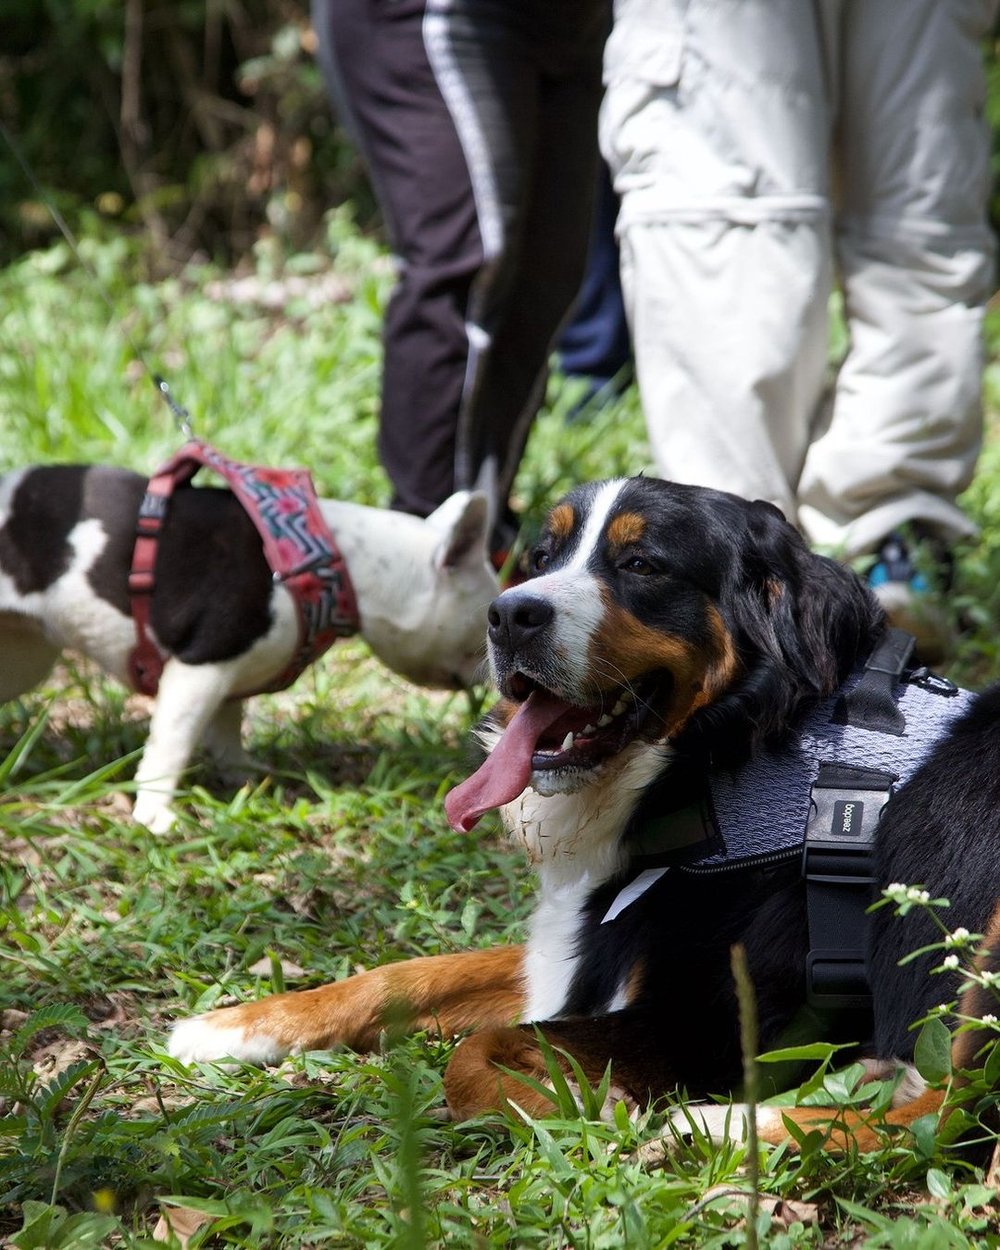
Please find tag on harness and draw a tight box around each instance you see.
[803,762,894,1008]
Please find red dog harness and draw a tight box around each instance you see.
[128,441,359,697]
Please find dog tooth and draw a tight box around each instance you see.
[611,698,627,716]
[582,723,596,735]
[560,732,574,751]
[597,714,613,728]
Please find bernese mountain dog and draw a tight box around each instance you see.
[169,476,1000,1151]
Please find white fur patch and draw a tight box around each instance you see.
[168,1016,288,1066]
[566,479,629,572]
[499,479,629,704]
[521,882,593,1022]
[667,1101,783,1144]
[31,519,133,666]
[860,1058,927,1108]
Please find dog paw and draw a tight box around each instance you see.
[133,798,177,835]
[168,1012,289,1066]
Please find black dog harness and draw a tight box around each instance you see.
[128,441,359,697]
[605,628,974,1006]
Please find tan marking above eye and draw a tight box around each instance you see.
[547,504,575,542]
[606,512,646,549]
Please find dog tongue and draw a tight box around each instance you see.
[445,689,570,831]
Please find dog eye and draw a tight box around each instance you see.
[530,548,551,573]
[620,556,654,575]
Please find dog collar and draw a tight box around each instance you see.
[128,440,359,697]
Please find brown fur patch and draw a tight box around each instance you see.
[760,1088,947,1152]
[191,947,526,1054]
[494,698,519,729]
[606,512,646,549]
[444,1025,558,1119]
[952,900,1000,1071]
[765,578,784,604]
[589,597,741,738]
[623,958,646,1006]
[548,504,575,543]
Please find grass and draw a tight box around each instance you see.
[2,213,1000,1247]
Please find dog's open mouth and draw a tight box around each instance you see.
[445,675,659,832]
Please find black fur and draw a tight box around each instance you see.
[0,466,85,594]
[0,465,275,663]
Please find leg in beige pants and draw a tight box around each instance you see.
[602,0,995,558]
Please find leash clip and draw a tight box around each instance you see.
[907,666,959,696]
[153,374,195,441]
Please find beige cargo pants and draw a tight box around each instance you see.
[601,0,996,557]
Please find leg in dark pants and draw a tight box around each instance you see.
[313,0,608,547]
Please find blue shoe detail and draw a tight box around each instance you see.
[868,534,930,594]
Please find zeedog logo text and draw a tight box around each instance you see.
[832,799,863,837]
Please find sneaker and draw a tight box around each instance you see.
[867,531,954,665]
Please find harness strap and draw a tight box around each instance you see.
[127,441,359,698]
[804,626,916,1007]
[803,762,894,1008]
[833,626,914,735]
[128,458,196,695]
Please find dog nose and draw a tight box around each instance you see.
[488,592,554,651]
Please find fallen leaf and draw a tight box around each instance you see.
[986,1138,1000,1191]
[153,1205,214,1247]
[682,1185,820,1229]
[247,956,306,980]
[763,1196,820,1228]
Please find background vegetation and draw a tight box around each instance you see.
[3,6,1000,1248]
[1,0,374,267]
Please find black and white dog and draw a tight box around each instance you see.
[169,477,1000,1152]
[0,464,498,831]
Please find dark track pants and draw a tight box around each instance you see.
[313,0,609,545]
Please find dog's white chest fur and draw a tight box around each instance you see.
[498,741,669,1022]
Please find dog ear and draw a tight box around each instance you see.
[718,499,883,735]
[427,491,491,571]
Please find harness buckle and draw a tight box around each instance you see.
[803,763,894,1009]
[138,491,169,524]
